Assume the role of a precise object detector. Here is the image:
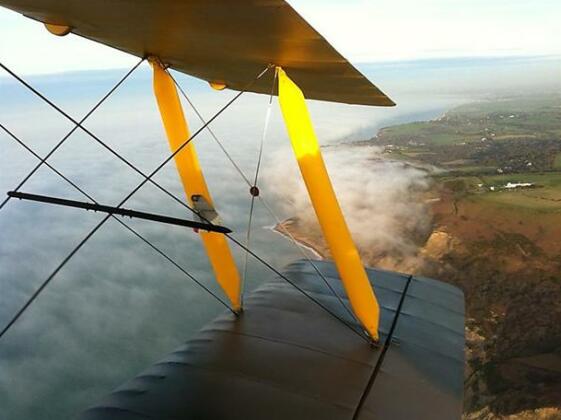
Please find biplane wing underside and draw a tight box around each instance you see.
[0,0,394,106]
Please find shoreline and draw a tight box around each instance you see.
[264,98,561,417]
[269,221,326,260]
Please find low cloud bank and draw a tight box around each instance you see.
[263,145,433,270]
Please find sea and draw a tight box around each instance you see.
[0,55,559,419]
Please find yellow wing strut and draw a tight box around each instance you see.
[277,67,380,340]
[151,60,241,312]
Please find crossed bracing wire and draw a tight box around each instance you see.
[0,122,235,312]
[168,70,360,326]
[0,60,370,343]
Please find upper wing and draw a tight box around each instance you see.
[0,0,395,106]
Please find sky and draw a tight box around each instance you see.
[0,0,560,75]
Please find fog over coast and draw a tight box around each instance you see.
[265,144,434,271]
[1,55,560,419]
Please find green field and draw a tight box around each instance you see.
[373,95,561,175]
[435,172,561,212]
[377,97,561,212]
[374,96,561,418]
[554,153,561,169]
[380,121,478,146]
[479,172,561,188]
[472,173,561,212]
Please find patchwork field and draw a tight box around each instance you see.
[375,96,561,419]
[280,95,561,419]
[374,95,561,175]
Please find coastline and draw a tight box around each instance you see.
[270,219,327,260]
[265,97,561,418]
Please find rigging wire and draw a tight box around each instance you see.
[255,196,360,325]
[168,71,361,327]
[0,122,234,314]
[0,65,271,341]
[0,60,268,231]
[0,57,145,211]
[169,72,253,187]
[225,233,371,343]
[240,67,278,302]
[1,62,368,343]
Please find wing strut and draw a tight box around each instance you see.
[277,67,380,341]
[150,59,242,312]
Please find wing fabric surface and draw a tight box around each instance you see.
[80,260,465,420]
[0,0,394,106]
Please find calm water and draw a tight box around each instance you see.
[0,56,558,419]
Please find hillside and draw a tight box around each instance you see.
[277,95,561,419]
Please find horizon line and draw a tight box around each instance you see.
[1,53,560,80]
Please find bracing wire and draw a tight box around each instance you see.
[255,197,360,325]
[124,69,370,341]
[169,72,253,188]
[240,67,278,302]
[0,60,254,230]
[1,62,369,343]
[225,233,370,343]
[168,70,361,328]
[0,64,272,341]
[0,57,145,211]
[148,67,369,340]
[0,122,234,314]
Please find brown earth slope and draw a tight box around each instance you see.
[276,180,561,419]
[276,97,561,419]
